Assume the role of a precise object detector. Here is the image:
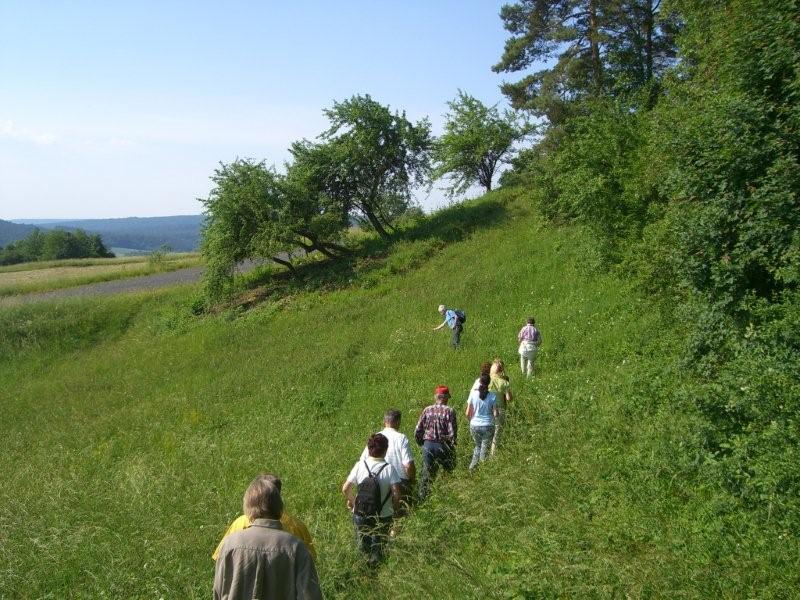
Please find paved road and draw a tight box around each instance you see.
[1,260,264,306]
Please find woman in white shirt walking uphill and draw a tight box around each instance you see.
[465,374,499,471]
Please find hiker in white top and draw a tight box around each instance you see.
[358,409,416,512]
[470,361,493,391]
[465,374,499,470]
[342,433,401,566]
[518,316,541,377]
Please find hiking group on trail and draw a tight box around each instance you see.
[212,310,541,599]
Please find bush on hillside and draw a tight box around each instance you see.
[503,0,800,520]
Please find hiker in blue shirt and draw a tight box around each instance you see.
[433,304,465,348]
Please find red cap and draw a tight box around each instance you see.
[434,385,450,397]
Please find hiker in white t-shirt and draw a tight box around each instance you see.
[342,433,401,566]
[358,409,416,512]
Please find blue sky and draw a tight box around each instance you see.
[0,1,514,219]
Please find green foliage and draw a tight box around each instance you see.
[0,228,114,265]
[147,244,173,269]
[505,0,800,528]
[3,193,797,597]
[200,158,350,300]
[201,95,431,300]
[432,90,532,195]
[201,160,281,299]
[295,94,432,238]
[527,98,656,258]
[494,0,677,120]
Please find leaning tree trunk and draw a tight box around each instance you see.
[321,241,351,255]
[271,255,296,274]
[360,202,391,239]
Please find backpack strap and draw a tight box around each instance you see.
[367,461,392,511]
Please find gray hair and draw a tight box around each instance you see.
[243,474,284,520]
[384,408,401,427]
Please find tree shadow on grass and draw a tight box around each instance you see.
[224,194,512,312]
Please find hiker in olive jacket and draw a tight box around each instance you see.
[213,474,321,600]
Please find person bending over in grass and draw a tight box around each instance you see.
[415,385,458,500]
[518,316,541,377]
[213,473,321,600]
[342,433,402,567]
[465,374,498,471]
[489,359,512,455]
[359,409,416,514]
[212,474,317,562]
[433,304,466,348]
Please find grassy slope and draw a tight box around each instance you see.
[0,190,795,598]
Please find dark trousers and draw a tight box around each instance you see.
[353,514,393,566]
[420,441,455,500]
[397,478,414,516]
[451,321,463,347]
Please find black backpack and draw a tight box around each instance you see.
[354,461,391,517]
[454,309,467,323]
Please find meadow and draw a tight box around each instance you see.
[0,190,796,598]
[0,253,201,297]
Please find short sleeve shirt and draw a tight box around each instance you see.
[445,309,458,329]
[359,427,414,480]
[489,376,510,410]
[346,457,401,517]
[466,390,497,427]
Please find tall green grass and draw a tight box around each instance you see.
[0,190,795,598]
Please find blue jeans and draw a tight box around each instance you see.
[352,514,393,566]
[419,441,455,500]
[469,425,494,470]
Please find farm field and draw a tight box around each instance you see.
[0,253,201,297]
[0,192,795,598]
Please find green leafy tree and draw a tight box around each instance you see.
[292,95,432,239]
[0,228,113,265]
[281,157,351,258]
[201,160,288,298]
[493,0,676,120]
[432,91,532,195]
[493,0,607,120]
[200,158,350,299]
[603,0,679,101]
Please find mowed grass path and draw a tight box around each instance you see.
[0,253,201,297]
[1,192,795,598]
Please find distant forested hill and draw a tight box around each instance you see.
[0,220,38,248]
[13,215,204,252]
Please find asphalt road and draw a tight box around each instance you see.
[1,260,264,306]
